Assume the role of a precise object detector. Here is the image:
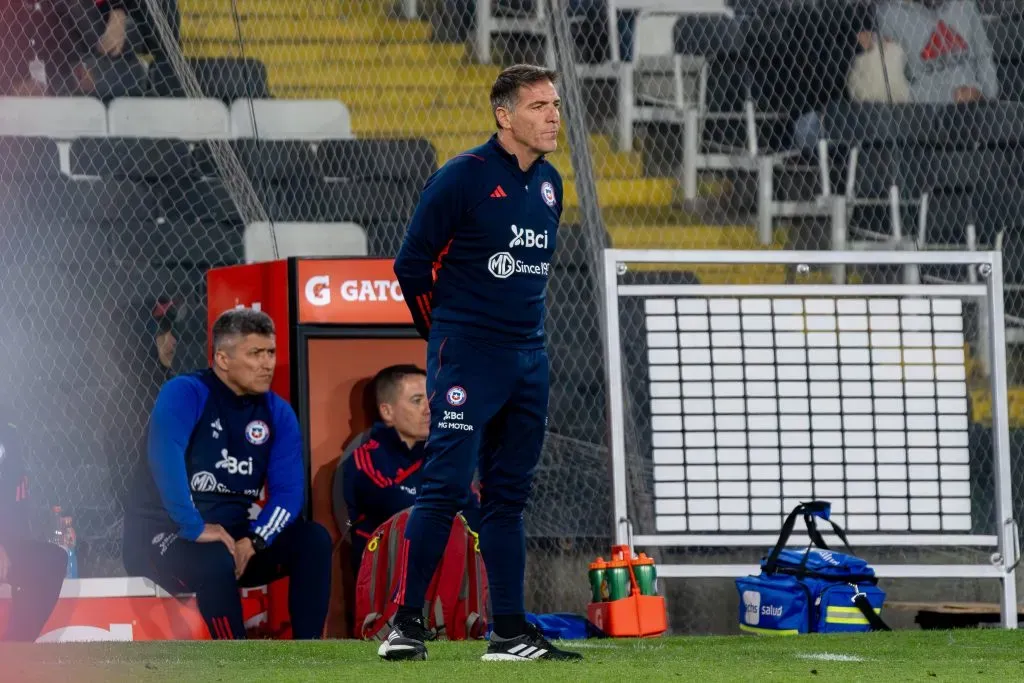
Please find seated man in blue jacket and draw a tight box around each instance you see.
[334,365,478,576]
[121,308,332,640]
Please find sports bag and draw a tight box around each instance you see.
[354,507,489,641]
[735,501,890,635]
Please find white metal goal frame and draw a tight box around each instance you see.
[601,248,1020,628]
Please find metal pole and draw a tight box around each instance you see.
[984,252,1019,629]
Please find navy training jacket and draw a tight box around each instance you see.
[393,133,563,348]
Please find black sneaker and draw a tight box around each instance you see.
[481,623,584,662]
[377,616,432,661]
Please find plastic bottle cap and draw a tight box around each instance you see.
[589,559,607,570]
[606,559,631,569]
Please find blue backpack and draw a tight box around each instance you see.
[735,501,891,635]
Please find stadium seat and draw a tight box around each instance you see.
[0,178,160,225]
[552,224,610,270]
[139,220,245,267]
[321,180,419,224]
[0,97,108,138]
[0,179,162,265]
[229,99,353,140]
[0,137,63,180]
[363,221,407,258]
[152,177,244,226]
[271,180,418,224]
[318,139,435,183]
[243,221,368,262]
[224,139,323,181]
[146,58,271,102]
[192,58,271,102]
[69,138,197,181]
[107,97,231,139]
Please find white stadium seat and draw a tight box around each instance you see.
[243,221,368,262]
[229,99,353,140]
[0,97,107,137]
[107,97,230,139]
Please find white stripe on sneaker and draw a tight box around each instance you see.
[530,649,547,659]
[519,646,537,658]
[508,644,527,654]
[481,653,535,662]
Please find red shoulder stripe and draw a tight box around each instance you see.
[355,446,393,488]
[394,460,422,485]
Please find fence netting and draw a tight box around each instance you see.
[1,0,1023,633]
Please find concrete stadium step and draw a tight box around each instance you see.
[608,224,786,250]
[179,0,338,17]
[349,107,496,136]
[182,16,432,43]
[969,387,1024,428]
[274,85,483,109]
[565,178,675,209]
[429,134,644,179]
[188,41,468,65]
[267,63,498,90]
[562,206,704,227]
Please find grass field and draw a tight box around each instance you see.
[4,629,1024,682]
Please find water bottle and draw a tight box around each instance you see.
[588,558,608,602]
[61,516,78,579]
[605,560,631,600]
[632,553,657,596]
[50,505,64,547]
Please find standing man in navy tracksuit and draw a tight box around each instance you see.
[121,308,332,640]
[378,64,582,663]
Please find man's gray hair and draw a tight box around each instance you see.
[212,308,275,352]
[490,63,558,130]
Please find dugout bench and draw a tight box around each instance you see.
[206,256,423,639]
[0,257,419,642]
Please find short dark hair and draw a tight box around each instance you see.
[490,63,558,130]
[212,308,275,352]
[372,364,426,407]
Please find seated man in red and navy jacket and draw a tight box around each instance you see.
[333,365,479,575]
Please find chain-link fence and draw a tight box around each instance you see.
[2,0,1024,634]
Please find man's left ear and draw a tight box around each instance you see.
[496,107,513,130]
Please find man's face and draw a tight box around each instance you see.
[506,80,561,155]
[217,334,276,395]
[381,375,430,443]
[155,330,176,370]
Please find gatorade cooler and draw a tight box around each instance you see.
[586,545,667,638]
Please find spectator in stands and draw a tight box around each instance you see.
[792,0,997,151]
[786,2,878,152]
[0,418,68,642]
[332,365,479,576]
[121,308,332,640]
[874,0,998,103]
[0,0,147,98]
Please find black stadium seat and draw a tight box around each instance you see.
[153,177,243,226]
[318,139,437,185]
[0,137,62,180]
[147,57,270,101]
[0,178,162,225]
[193,57,271,102]
[226,139,323,181]
[364,221,407,258]
[268,179,417,224]
[70,138,196,181]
